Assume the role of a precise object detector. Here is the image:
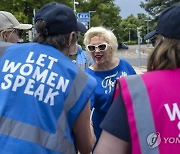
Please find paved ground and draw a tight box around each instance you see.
[115,44,153,74]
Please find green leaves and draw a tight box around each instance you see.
[3,0,173,43]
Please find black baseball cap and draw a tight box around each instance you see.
[35,2,87,35]
[144,4,180,40]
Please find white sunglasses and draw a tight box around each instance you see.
[87,43,110,52]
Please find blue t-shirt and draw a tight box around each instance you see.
[85,59,136,142]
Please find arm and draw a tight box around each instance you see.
[73,100,96,154]
[94,130,130,154]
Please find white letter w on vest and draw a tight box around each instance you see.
[164,103,180,121]
[2,60,21,73]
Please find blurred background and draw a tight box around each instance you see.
[0,0,179,46]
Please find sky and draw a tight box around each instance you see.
[114,0,147,18]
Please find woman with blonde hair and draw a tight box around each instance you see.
[84,26,136,148]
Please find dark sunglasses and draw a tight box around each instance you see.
[87,43,110,52]
[13,29,23,38]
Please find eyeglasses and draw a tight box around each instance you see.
[87,43,110,52]
[14,29,23,38]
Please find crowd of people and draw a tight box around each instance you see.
[0,2,179,154]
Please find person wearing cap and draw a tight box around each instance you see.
[0,2,96,154]
[94,4,180,154]
[69,43,94,70]
[0,11,32,43]
[68,23,94,70]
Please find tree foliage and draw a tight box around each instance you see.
[139,0,180,42]
[0,0,154,43]
[140,0,180,18]
[0,0,73,23]
[119,14,150,44]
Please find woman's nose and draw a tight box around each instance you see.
[94,47,100,52]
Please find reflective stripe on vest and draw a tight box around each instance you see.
[0,42,11,58]
[121,75,160,154]
[0,67,87,153]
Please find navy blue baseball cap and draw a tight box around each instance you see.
[144,4,180,40]
[35,2,87,35]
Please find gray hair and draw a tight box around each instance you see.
[0,28,14,42]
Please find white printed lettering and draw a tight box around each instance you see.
[164,103,180,121]
[1,52,69,106]
[32,66,48,83]
[47,56,58,69]
[44,88,59,105]
[24,79,35,95]
[26,52,35,63]
[1,74,13,89]
[2,60,21,73]
[20,64,33,76]
[102,72,118,94]
[56,76,69,92]
[36,54,47,67]
[34,84,44,101]
[46,72,58,87]
[12,75,26,91]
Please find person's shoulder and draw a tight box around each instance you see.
[118,74,140,85]
[5,42,37,51]
[0,41,11,46]
[0,41,12,49]
[78,47,86,52]
[9,42,36,47]
[77,47,86,55]
[140,69,173,79]
[119,58,135,71]
[0,41,12,58]
[119,58,131,65]
[120,70,153,82]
